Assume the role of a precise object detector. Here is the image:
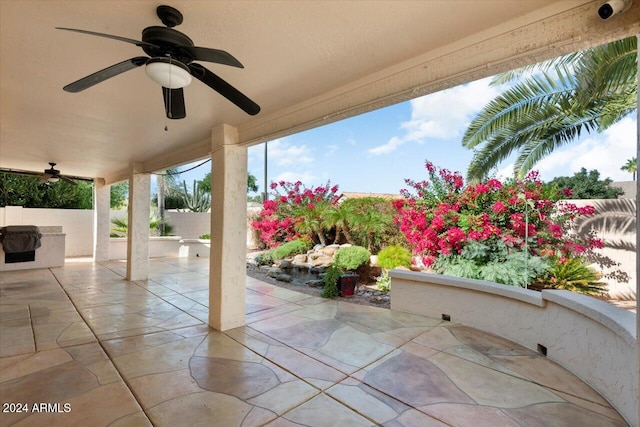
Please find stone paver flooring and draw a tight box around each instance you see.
[0,257,629,426]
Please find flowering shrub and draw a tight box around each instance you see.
[393,160,611,291]
[252,181,340,247]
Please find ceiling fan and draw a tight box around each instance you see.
[57,5,260,119]
[39,163,77,185]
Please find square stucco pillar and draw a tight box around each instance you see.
[126,165,150,281]
[93,178,110,262]
[209,124,247,331]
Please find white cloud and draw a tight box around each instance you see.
[403,77,500,141]
[273,170,318,184]
[368,136,404,156]
[369,77,500,156]
[495,163,515,181]
[536,116,637,181]
[325,144,339,156]
[267,139,314,166]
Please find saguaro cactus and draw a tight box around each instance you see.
[181,180,211,212]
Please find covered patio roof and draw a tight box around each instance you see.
[1,3,639,424]
[1,1,638,181]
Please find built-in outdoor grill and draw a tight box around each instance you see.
[0,225,42,263]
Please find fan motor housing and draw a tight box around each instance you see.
[141,27,194,61]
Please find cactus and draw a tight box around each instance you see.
[181,180,211,212]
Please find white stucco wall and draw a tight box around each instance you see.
[390,270,637,426]
[0,207,93,256]
[164,211,210,239]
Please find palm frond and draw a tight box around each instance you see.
[463,72,576,150]
[491,51,582,85]
[465,37,637,180]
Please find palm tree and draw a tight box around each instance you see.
[621,157,637,181]
[293,201,331,245]
[322,203,356,244]
[349,209,394,253]
[463,37,637,181]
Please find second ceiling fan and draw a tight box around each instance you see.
[58,5,260,119]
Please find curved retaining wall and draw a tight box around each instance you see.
[389,270,637,426]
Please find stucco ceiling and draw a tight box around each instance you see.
[1,1,638,182]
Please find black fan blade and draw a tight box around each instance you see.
[60,176,77,186]
[63,57,148,92]
[162,87,186,119]
[56,27,159,48]
[178,46,243,68]
[188,63,260,116]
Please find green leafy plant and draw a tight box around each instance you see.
[333,246,371,271]
[271,238,311,260]
[536,257,607,295]
[321,265,343,298]
[199,234,210,239]
[377,245,412,270]
[181,180,211,212]
[433,240,550,288]
[376,272,391,292]
[340,197,403,252]
[109,213,172,237]
[255,251,274,266]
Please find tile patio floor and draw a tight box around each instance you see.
[0,257,629,426]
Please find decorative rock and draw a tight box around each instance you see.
[306,279,324,288]
[319,245,340,257]
[266,268,283,278]
[278,259,293,269]
[309,266,325,274]
[293,254,307,264]
[310,256,333,267]
[275,273,292,283]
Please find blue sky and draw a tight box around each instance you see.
[174,76,637,197]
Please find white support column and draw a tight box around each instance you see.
[93,178,110,262]
[126,164,150,281]
[209,124,247,331]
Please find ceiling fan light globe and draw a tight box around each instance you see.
[145,59,192,89]
[48,177,60,183]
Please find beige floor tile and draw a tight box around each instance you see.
[0,304,35,357]
[128,368,203,408]
[429,351,563,407]
[280,393,373,426]
[147,391,275,427]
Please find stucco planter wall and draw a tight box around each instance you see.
[178,239,211,258]
[390,270,637,426]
